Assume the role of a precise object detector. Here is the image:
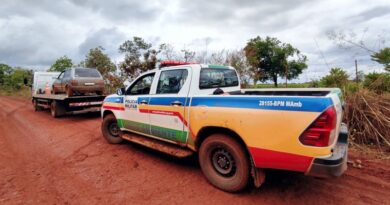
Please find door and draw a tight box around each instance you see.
[148,68,191,144]
[61,69,72,92]
[53,71,64,93]
[120,73,155,135]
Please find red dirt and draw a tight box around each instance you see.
[0,96,389,205]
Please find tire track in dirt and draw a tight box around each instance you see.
[0,96,389,205]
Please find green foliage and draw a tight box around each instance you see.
[363,72,390,93]
[226,50,252,87]
[244,36,307,87]
[84,47,116,77]
[371,48,390,72]
[84,46,124,94]
[49,56,73,72]
[0,63,12,85]
[119,37,159,79]
[320,67,349,88]
[1,67,32,89]
[308,80,321,88]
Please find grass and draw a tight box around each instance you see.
[0,86,32,99]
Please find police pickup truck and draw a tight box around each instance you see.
[101,61,348,192]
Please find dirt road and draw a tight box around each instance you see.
[0,96,389,205]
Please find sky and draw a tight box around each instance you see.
[0,0,389,82]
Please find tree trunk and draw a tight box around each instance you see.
[273,75,278,87]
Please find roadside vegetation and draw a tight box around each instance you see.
[1,33,389,153]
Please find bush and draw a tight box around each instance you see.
[363,72,390,93]
[320,67,349,88]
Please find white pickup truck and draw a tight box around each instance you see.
[101,62,348,192]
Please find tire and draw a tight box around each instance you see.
[50,101,65,118]
[33,99,41,111]
[199,134,250,192]
[101,114,123,144]
[66,86,73,97]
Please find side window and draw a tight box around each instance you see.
[199,68,238,89]
[57,72,64,79]
[126,73,155,95]
[63,70,71,79]
[156,69,188,94]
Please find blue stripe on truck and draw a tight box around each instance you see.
[191,96,333,112]
[135,96,332,113]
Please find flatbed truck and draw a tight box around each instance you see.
[32,94,106,118]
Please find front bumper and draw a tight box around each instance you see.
[306,123,348,177]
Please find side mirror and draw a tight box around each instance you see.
[116,87,126,95]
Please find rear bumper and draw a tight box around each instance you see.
[306,123,348,177]
[70,85,104,93]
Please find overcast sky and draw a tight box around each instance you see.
[1,0,389,82]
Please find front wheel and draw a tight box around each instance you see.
[199,134,251,192]
[101,114,123,144]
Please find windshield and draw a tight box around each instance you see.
[199,68,239,89]
[74,69,101,78]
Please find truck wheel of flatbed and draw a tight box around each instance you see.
[102,114,123,144]
[199,134,251,192]
[33,99,41,111]
[50,100,65,118]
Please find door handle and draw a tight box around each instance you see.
[140,100,148,105]
[170,101,182,106]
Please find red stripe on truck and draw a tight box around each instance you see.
[249,147,314,172]
[102,105,125,111]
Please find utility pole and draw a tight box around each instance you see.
[355,59,358,83]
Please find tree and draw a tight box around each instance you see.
[244,36,307,87]
[320,67,349,88]
[119,37,159,79]
[371,48,390,72]
[3,67,32,89]
[0,63,12,85]
[159,43,176,60]
[181,48,196,63]
[226,50,252,87]
[84,46,122,94]
[84,47,116,77]
[49,56,73,72]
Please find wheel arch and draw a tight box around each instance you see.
[102,110,115,119]
[195,126,249,153]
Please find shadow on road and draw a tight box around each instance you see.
[121,139,317,194]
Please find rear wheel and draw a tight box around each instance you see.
[33,99,41,111]
[102,114,123,144]
[50,100,65,118]
[199,134,250,192]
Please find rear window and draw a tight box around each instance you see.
[75,69,101,78]
[199,68,239,89]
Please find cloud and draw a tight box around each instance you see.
[0,0,388,79]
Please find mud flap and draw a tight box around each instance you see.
[250,156,265,188]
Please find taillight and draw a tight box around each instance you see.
[299,106,337,147]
